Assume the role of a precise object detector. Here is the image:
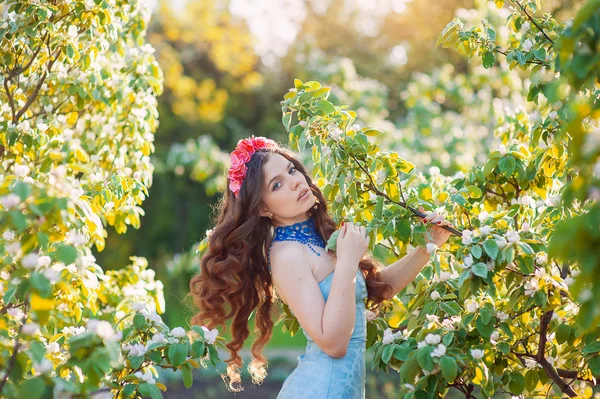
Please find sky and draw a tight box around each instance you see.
[166,0,411,66]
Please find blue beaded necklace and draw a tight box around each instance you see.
[267,218,326,269]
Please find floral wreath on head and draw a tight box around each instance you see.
[228,136,278,198]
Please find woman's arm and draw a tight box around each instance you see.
[378,206,454,300]
[378,245,431,300]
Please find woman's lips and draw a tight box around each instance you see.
[298,190,308,200]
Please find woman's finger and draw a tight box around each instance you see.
[425,212,438,223]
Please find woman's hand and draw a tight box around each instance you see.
[419,206,454,248]
[336,222,370,268]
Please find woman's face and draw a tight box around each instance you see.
[260,153,316,226]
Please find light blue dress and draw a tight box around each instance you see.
[275,269,368,398]
[267,218,368,398]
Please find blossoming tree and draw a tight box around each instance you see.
[275,0,599,396]
[0,0,221,397]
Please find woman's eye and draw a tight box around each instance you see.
[273,168,296,191]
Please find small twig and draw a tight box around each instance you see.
[513,0,554,44]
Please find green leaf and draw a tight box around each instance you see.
[498,156,516,176]
[12,181,30,200]
[138,382,162,399]
[29,341,46,364]
[168,343,189,367]
[382,344,395,364]
[314,99,335,115]
[509,373,525,394]
[122,384,138,398]
[18,377,45,399]
[133,313,146,330]
[533,48,546,61]
[10,211,27,232]
[325,230,339,253]
[53,244,78,264]
[467,185,483,198]
[483,240,499,260]
[439,301,461,316]
[182,363,193,389]
[555,324,571,344]
[516,242,534,255]
[471,246,483,259]
[483,158,499,177]
[482,51,496,68]
[525,369,538,391]
[393,343,413,361]
[416,348,435,372]
[582,341,600,354]
[192,340,205,357]
[440,356,458,383]
[472,263,488,278]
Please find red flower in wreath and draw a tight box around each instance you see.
[228,136,277,198]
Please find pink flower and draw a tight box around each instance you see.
[228,136,277,198]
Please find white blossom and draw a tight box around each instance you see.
[7,308,25,320]
[478,211,489,222]
[67,25,78,38]
[14,164,30,177]
[497,311,510,322]
[430,343,446,357]
[128,343,147,357]
[463,254,474,267]
[496,237,507,248]
[3,229,15,241]
[22,323,40,335]
[522,39,533,51]
[38,256,51,267]
[148,333,166,345]
[535,252,547,265]
[21,253,39,269]
[382,328,395,345]
[201,326,219,344]
[430,290,441,301]
[134,370,155,385]
[365,309,377,321]
[522,222,530,232]
[327,123,343,140]
[498,144,507,156]
[490,331,500,342]
[524,279,539,296]
[417,341,427,349]
[33,359,53,375]
[46,342,60,353]
[170,327,186,338]
[593,161,600,177]
[520,195,534,207]
[429,166,440,176]
[465,298,479,313]
[375,170,386,185]
[1,194,21,210]
[529,110,541,123]
[471,348,485,359]
[299,120,307,128]
[425,334,441,345]
[426,242,437,254]
[479,226,492,236]
[548,110,558,120]
[43,268,60,283]
[506,230,520,244]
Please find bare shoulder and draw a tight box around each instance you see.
[269,241,314,301]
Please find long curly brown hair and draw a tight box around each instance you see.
[189,143,393,392]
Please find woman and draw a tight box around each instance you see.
[189,136,453,397]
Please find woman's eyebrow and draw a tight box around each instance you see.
[268,161,293,187]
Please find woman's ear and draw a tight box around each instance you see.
[259,206,273,219]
